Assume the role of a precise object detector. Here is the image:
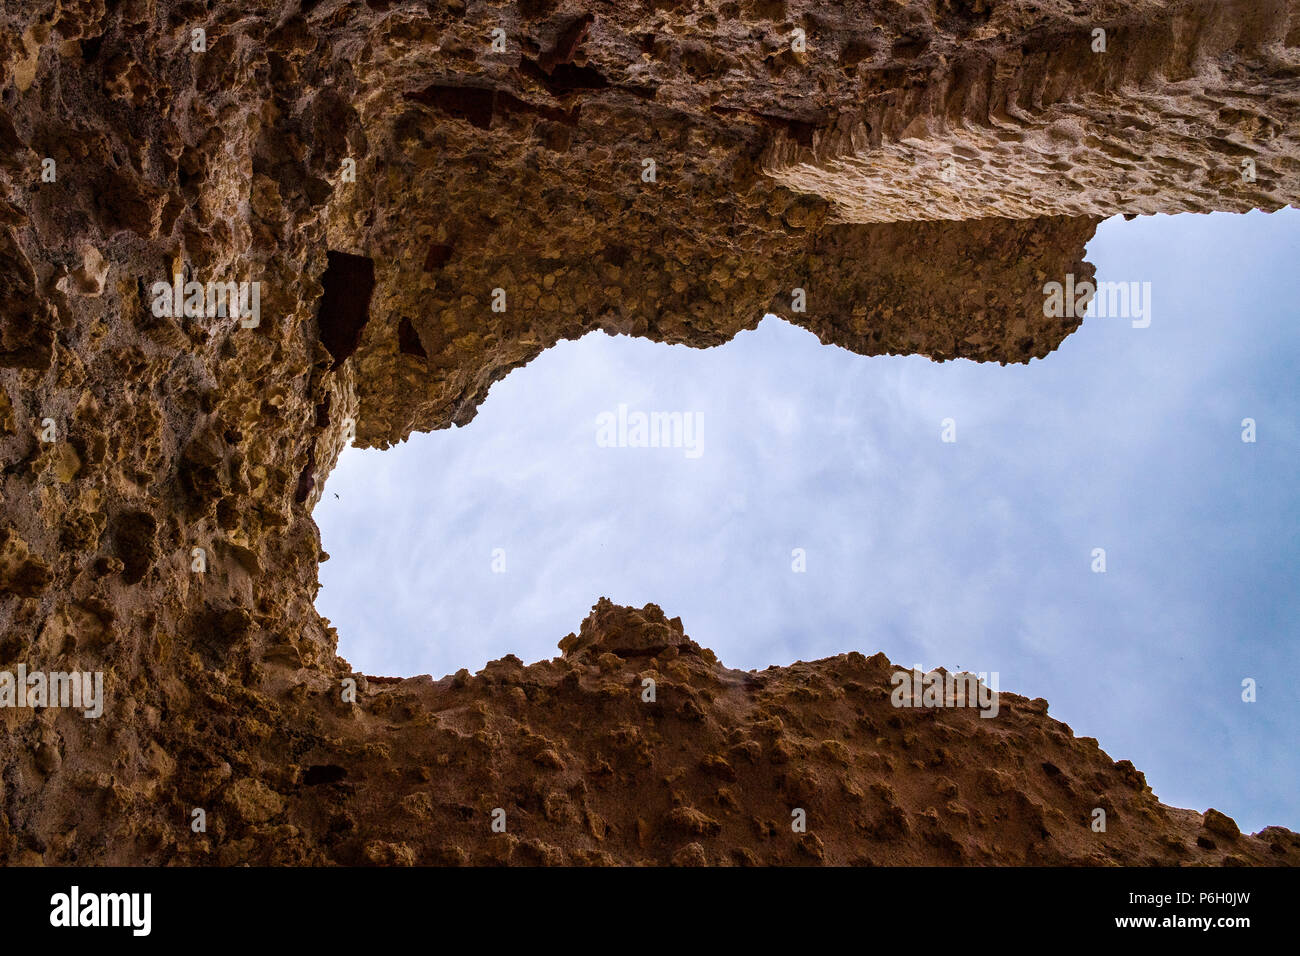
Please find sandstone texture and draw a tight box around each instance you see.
[0,0,1297,865]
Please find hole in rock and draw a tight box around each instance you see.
[315,210,1300,835]
[303,765,348,786]
[397,316,427,358]
[316,250,376,369]
[521,57,611,94]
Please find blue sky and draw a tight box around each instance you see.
[315,208,1299,834]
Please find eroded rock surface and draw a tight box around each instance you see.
[764,0,1300,222]
[0,0,1297,865]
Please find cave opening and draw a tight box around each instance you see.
[313,210,1300,835]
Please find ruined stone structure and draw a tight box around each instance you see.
[1,0,1297,865]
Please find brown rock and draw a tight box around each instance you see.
[1204,808,1241,841]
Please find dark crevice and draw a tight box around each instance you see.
[112,510,157,585]
[521,57,610,94]
[317,250,376,369]
[295,441,317,504]
[314,393,331,428]
[404,85,494,129]
[602,243,631,267]
[404,84,581,129]
[423,243,454,270]
[712,106,822,147]
[304,764,348,785]
[761,114,818,147]
[81,35,105,63]
[397,316,428,358]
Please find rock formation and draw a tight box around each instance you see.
[0,0,1297,864]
